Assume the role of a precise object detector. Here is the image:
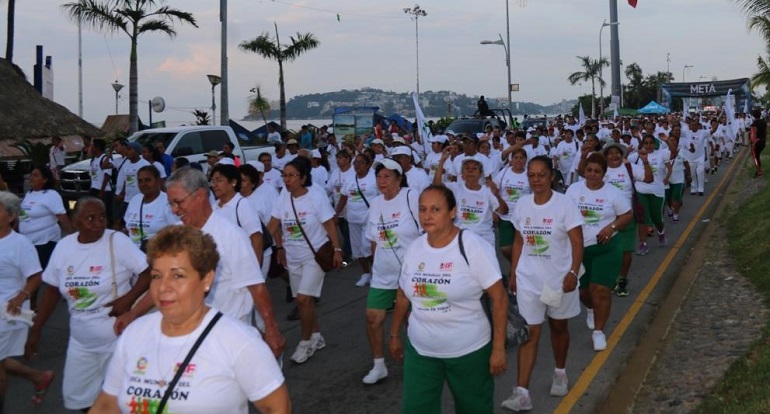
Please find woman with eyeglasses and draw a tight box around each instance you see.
[267,157,342,365]
[335,153,379,287]
[25,198,149,412]
[123,165,178,251]
[360,158,422,385]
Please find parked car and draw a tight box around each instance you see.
[60,125,275,201]
[444,117,505,137]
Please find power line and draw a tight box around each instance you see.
[103,35,119,81]
[269,0,403,20]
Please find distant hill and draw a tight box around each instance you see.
[242,88,575,120]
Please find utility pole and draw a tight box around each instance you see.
[609,0,621,109]
[403,5,427,97]
[220,0,229,126]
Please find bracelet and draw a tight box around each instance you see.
[20,289,31,299]
[334,248,343,252]
[569,270,578,277]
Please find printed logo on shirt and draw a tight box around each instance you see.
[67,287,98,309]
[522,216,552,256]
[459,199,482,224]
[412,282,448,307]
[19,208,30,222]
[577,197,605,225]
[134,357,148,375]
[126,174,137,186]
[89,265,104,274]
[67,266,75,276]
[126,392,186,413]
[504,187,521,202]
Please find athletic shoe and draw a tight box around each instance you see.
[362,365,388,385]
[615,277,629,297]
[636,243,649,256]
[311,334,326,351]
[586,309,595,330]
[355,273,372,287]
[658,232,667,246]
[290,340,315,364]
[593,331,607,351]
[501,387,533,412]
[550,370,569,396]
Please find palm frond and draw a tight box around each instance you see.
[137,19,175,37]
[283,33,320,62]
[61,0,127,33]
[239,34,281,60]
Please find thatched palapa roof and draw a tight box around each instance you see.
[0,58,104,142]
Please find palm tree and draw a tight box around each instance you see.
[5,0,16,62]
[61,0,197,133]
[248,85,271,128]
[567,56,608,118]
[239,22,320,130]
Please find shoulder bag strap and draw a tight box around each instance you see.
[138,198,145,243]
[235,197,243,227]
[355,175,370,208]
[109,232,118,300]
[379,212,403,270]
[290,195,318,255]
[624,162,638,194]
[157,311,223,413]
[457,229,469,265]
[405,190,420,232]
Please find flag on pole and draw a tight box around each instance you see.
[743,98,750,115]
[613,106,619,119]
[725,89,739,137]
[628,0,638,8]
[412,92,433,155]
[578,103,587,126]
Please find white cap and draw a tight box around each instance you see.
[392,136,406,145]
[311,149,322,159]
[446,130,456,136]
[216,157,235,166]
[246,160,265,172]
[373,158,403,175]
[429,135,448,144]
[476,132,486,139]
[389,146,412,157]
[371,138,385,146]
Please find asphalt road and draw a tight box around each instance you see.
[5,156,738,414]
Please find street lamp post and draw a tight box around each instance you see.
[480,34,511,119]
[111,81,124,115]
[207,75,222,126]
[403,5,427,96]
[682,64,692,112]
[599,19,619,117]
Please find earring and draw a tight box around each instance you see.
[205,286,210,292]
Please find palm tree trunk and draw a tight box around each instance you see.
[129,35,139,133]
[278,60,286,131]
[5,0,15,62]
[591,78,597,119]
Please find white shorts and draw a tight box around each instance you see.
[287,258,326,298]
[348,221,372,259]
[0,327,26,360]
[515,288,581,325]
[63,340,113,409]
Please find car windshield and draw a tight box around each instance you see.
[445,119,487,134]
[130,132,176,149]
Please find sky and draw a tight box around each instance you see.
[0,0,765,127]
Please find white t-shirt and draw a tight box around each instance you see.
[102,309,284,414]
[117,158,151,201]
[311,166,329,188]
[150,161,168,179]
[555,140,580,173]
[665,152,688,184]
[404,167,430,194]
[566,181,630,246]
[627,149,669,197]
[19,190,66,245]
[271,188,335,263]
[445,182,499,248]
[267,131,282,144]
[341,170,379,224]
[326,167,355,209]
[493,168,531,222]
[272,153,296,171]
[89,155,113,191]
[213,194,263,239]
[401,231,501,358]
[49,144,66,168]
[604,163,645,201]
[124,192,179,248]
[512,192,583,295]
[201,212,265,322]
[247,184,279,228]
[43,230,147,352]
[0,231,41,333]
[424,151,445,182]
[366,188,422,289]
[262,168,284,192]
[450,153,492,179]
[523,144,548,161]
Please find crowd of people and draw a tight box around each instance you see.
[0,106,764,413]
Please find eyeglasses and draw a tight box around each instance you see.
[82,214,107,223]
[282,173,301,178]
[169,188,200,208]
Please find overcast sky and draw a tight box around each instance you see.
[1,0,765,126]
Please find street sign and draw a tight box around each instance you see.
[510,84,520,92]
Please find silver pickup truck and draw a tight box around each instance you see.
[60,125,275,201]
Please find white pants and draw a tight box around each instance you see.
[691,159,707,193]
[348,221,371,259]
[63,339,113,409]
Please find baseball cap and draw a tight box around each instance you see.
[286,139,299,146]
[127,142,142,153]
[216,157,235,166]
[389,146,412,157]
[373,158,403,175]
[246,160,265,172]
[311,149,322,159]
[205,150,220,158]
[446,130,456,136]
[429,135,448,144]
[392,136,407,145]
[370,138,385,146]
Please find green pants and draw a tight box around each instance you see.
[580,238,623,289]
[403,340,493,414]
[637,192,664,228]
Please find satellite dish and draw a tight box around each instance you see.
[151,96,166,113]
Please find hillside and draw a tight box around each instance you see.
[243,88,574,120]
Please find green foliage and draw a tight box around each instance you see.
[192,109,210,125]
[12,140,50,171]
[433,117,454,131]
[621,62,674,109]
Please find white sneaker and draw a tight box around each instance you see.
[355,273,371,287]
[586,309,595,330]
[362,364,388,384]
[501,387,533,411]
[310,334,326,351]
[550,370,569,396]
[290,340,315,364]
[593,331,607,351]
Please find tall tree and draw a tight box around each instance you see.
[5,0,16,62]
[567,55,608,118]
[239,22,320,130]
[62,0,197,133]
[248,85,271,128]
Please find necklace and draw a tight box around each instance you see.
[156,329,194,389]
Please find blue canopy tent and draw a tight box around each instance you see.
[637,101,671,114]
[387,113,411,131]
[229,120,258,144]
[251,121,282,138]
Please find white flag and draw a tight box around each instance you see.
[578,103,587,126]
[412,92,433,155]
[613,106,619,119]
[743,98,750,115]
[725,89,738,136]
